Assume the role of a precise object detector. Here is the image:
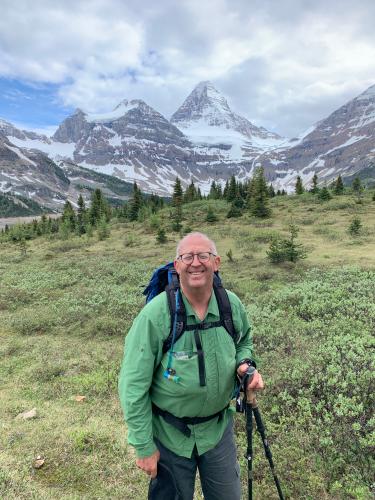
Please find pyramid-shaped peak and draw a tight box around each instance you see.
[113,99,146,111]
[171,81,232,125]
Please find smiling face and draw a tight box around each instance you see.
[174,234,221,295]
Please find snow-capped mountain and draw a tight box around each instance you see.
[1,81,375,207]
[5,87,283,197]
[0,126,134,210]
[256,84,375,190]
[171,81,282,142]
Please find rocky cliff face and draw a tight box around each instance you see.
[257,84,375,190]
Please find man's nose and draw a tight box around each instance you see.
[191,254,201,265]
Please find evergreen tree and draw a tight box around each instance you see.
[249,167,271,218]
[171,204,183,232]
[227,175,237,202]
[267,224,307,263]
[61,200,76,232]
[223,179,229,199]
[172,177,184,207]
[97,214,110,240]
[171,177,184,231]
[310,173,319,194]
[226,203,242,218]
[372,191,375,202]
[77,194,87,235]
[208,181,218,200]
[348,217,362,236]
[197,187,203,200]
[352,177,363,203]
[334,175,344,195]
[318,186,332,201]
[184,181,198,203]
[129,183,143,221]
[216,183,223,199]
[89,189,109,226]
[268,184,276,197]
[206,205,218,223]
[156,227,167,244]
[295,176,304,195]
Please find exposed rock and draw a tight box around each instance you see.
[15,408,37,420]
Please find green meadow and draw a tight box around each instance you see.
[1,191,374,499]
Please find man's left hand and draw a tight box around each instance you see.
[237,364,264,390]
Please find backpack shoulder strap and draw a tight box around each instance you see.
[163,269,187,353]
[213,273,237,342]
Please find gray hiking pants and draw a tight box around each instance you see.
[148,421,241,500]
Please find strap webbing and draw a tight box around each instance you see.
[194,329,206,387]
[152,403,227,437]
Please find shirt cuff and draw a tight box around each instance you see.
[134,441,158,459]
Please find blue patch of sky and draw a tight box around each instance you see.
[0,78,74,127]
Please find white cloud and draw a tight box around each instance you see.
[1,0,375,136]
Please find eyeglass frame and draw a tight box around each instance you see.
[177,252,217,264]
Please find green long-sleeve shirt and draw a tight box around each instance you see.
[118,289,252,459]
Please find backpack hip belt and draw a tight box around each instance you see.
[152,403,228,438]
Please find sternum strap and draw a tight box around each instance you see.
[194,329,206,387]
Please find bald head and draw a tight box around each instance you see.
[176,232,218,259]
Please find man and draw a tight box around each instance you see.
[119,232,263,499]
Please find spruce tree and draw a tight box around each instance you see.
[227,175,237,202]
[226,203,242,218]
[208,181,218,200]
[172,177,184,207]
[295,176,304,195]
[310,173,319,194]
[268,184,276,197]
[129,183,143,221]
[77,194,87,235]
[223,179,229,199]
[267,224,307,263]
[249,167,271,218]
[318,186,332,201]
[89,189,109,226]
[352,177,363,203]
[156,227,167,244]
[348,217,362,236]
[184,181,197,203]
[206,205,218,223]
[61,200,76,232]
[334,175,344,195]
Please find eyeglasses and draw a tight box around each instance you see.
[178,252,216,264]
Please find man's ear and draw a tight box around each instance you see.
[214,255,221,271]
[173,260,180,274]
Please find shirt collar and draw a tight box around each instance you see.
[181,290,220,322]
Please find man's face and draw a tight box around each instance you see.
[174,235,221,294]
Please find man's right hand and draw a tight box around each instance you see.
[136,450,160,479]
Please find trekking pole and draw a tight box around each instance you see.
[245,390,254,500]
[245,367,285,500]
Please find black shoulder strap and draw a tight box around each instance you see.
[213,274,237,342]
[162,271,237,353]
[163,270,186,353]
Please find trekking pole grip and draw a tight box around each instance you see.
[245,366,258,408]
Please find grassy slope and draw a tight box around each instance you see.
[0,191,374,499]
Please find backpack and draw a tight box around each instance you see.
[143,262,238,354]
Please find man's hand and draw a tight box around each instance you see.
[136,450,160,479]
[237,364,264,391]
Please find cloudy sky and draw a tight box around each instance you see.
[1,0,375,137]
